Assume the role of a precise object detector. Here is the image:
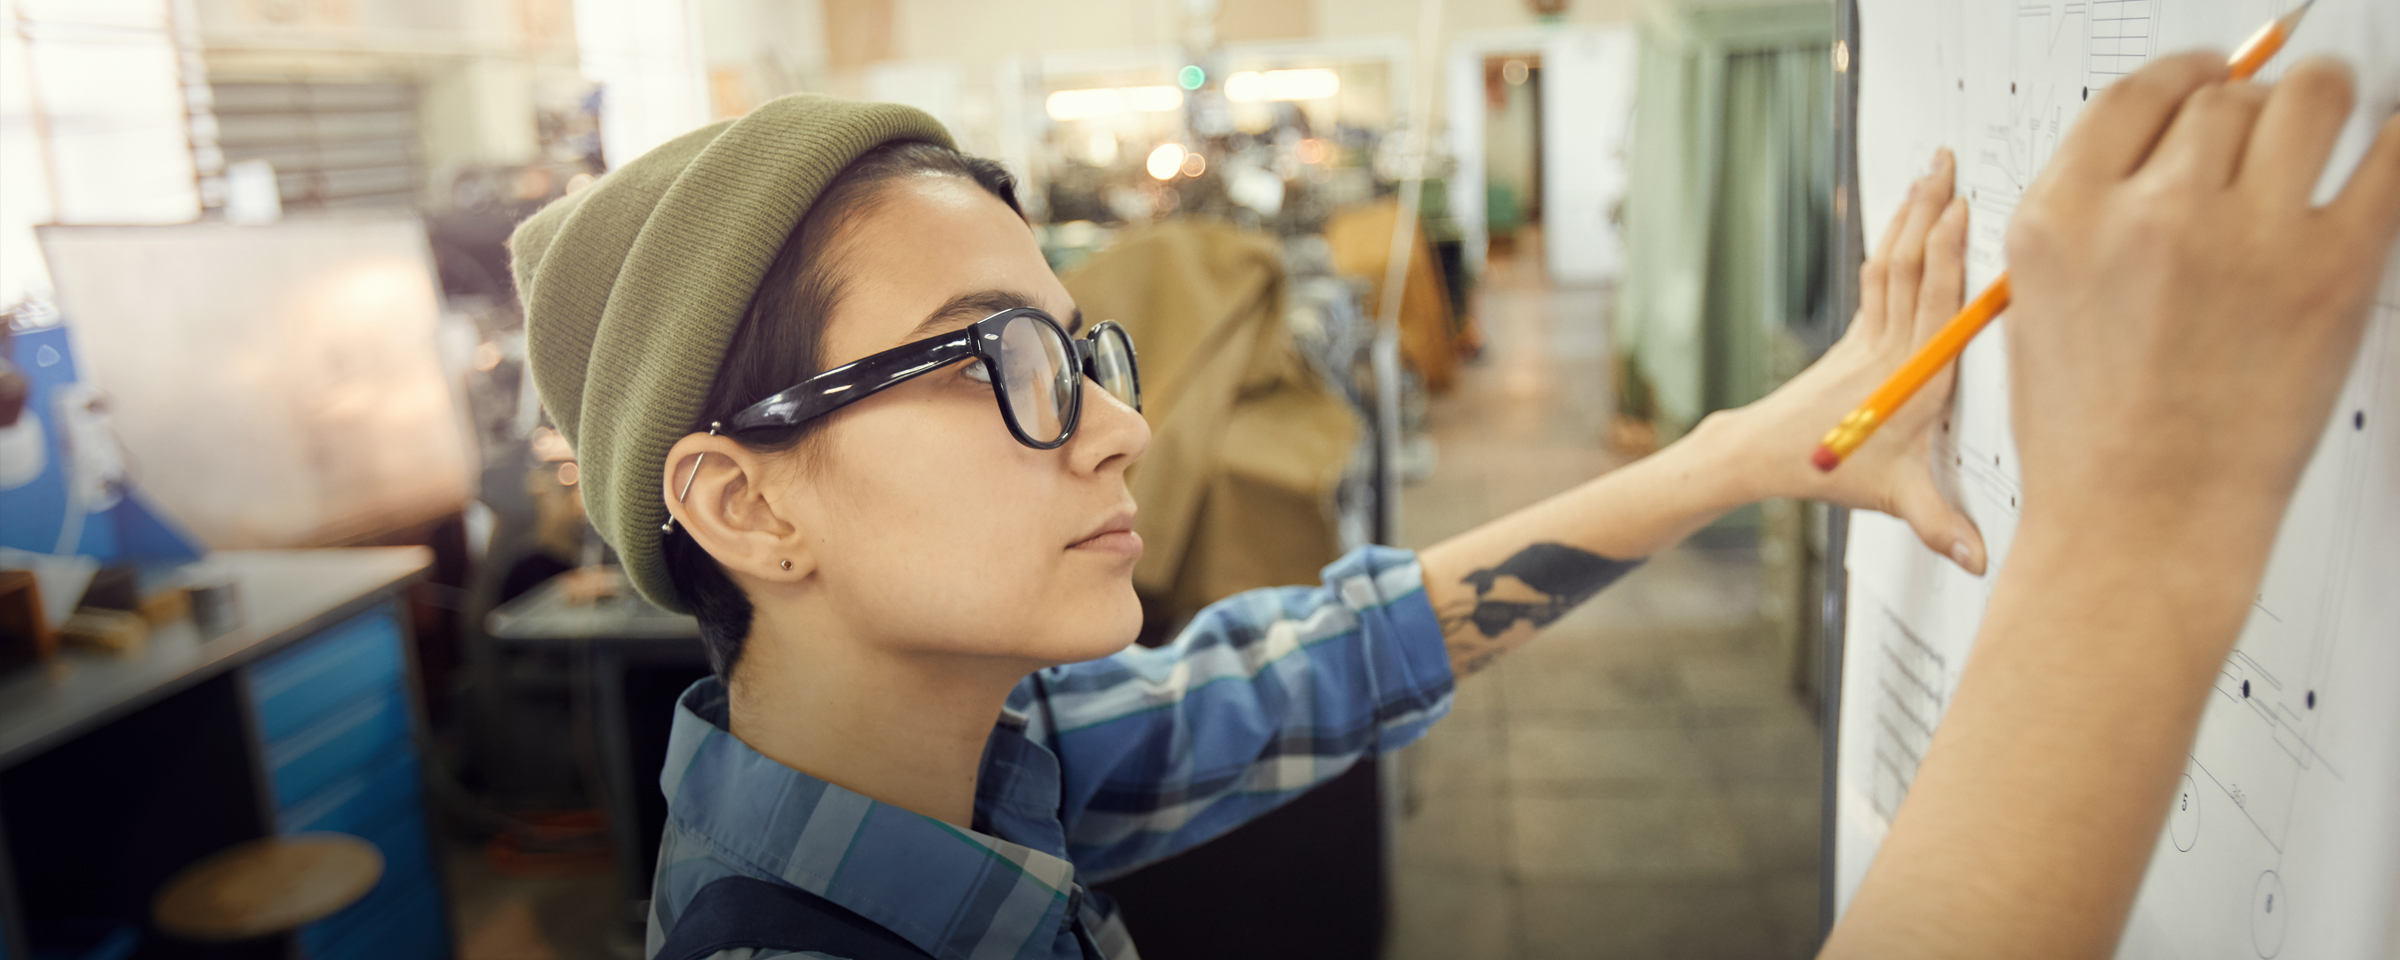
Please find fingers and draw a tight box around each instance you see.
[1860,152,1953,335]
[1856,254,1890,335]
[1857,177,1919,335]
[2332,112,2400,244]
[1874,175,1919,260]
[1884,150,1958,331]
[1915,197,1970,341]
[1894,476,1987,576]
[2050,51,2229,184]
[2241,58,2356,204]
[2146,79,2270,188]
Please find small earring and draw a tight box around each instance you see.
[779,559,793,571]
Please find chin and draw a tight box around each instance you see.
[1047,582,1144,664]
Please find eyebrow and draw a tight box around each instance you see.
[906,290,1081,340]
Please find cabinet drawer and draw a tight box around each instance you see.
[280,746,424,838]
[264,683,410,809]
[248,607,406,747]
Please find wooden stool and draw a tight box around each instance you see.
[153,834,383,941]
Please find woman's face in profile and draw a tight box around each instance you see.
[775,173,1151,666]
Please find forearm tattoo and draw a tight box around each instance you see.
[1440,542,1641,673]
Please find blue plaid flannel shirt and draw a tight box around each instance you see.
[642,546,1455,960]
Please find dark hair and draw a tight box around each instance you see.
[663,139,1024,682]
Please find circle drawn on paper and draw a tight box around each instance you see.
[2170,774,2199,853]
[2252,871,2287,958]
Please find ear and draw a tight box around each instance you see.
[660,431,819,583]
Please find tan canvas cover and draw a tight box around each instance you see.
[1322,199,1463,395]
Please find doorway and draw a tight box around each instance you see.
[1444,26,1635,287]
[1481,53,1542,259]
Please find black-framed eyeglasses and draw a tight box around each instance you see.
[725,307,1140,450]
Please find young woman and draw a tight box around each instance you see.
[511,50,2400,960]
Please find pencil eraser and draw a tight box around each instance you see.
[1810,445,1842,473]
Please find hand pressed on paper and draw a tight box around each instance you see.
[1732,147,1988,574]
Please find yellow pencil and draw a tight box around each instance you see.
[1811,0,2317,473]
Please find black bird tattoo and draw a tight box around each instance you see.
[1456,542,1642,639]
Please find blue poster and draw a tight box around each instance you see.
[0,323,203,564]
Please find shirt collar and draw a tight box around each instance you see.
[661,678,1085,960]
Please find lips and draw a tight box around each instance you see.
[1071,508,1142,556]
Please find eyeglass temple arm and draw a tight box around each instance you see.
[726,334,977,432]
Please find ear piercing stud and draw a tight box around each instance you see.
[779,559,793,571]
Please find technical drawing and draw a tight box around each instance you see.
[2086,0,2158,87]
[1867,605,1949,822]
[1842,1,2400,954]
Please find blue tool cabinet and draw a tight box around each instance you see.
[245,606,447,960]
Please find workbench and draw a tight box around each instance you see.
[0,549,448,960]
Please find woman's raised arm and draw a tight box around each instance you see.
[1418,148,1986,678]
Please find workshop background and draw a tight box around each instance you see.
[0,0,1839,957]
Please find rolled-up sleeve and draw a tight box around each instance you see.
[1017,545,1455,881]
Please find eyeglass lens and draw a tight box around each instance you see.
[1092,326,1138,411]
[999,313,1078,443]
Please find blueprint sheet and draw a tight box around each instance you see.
[1835,1,2400,956]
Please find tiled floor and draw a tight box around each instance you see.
[445,840,631,960]
[1386,241,1824,960]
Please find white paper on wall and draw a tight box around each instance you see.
[1836,1,2400,956]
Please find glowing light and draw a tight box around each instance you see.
[1146,143,1186,180]
[1223,69,1341,103]
[1046,86,1184,121]
[1296,138,1329,165]
[1502,59,1529,85]
[1178,65,1206,90]
[1178,152,1206,177]
[529,426,574,462]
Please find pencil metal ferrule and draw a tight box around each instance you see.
[1820,407,1883,460]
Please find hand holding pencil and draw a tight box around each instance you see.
[2000,47,2400,560]
[1826,37,2400,958]
[1810,1,2321,472]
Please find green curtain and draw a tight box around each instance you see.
[1617,2,1834,440]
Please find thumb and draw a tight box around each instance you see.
[1891,478,1988,575]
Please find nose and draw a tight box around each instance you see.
[1068,374,1149,477]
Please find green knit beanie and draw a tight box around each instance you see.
[511,94,953,612]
